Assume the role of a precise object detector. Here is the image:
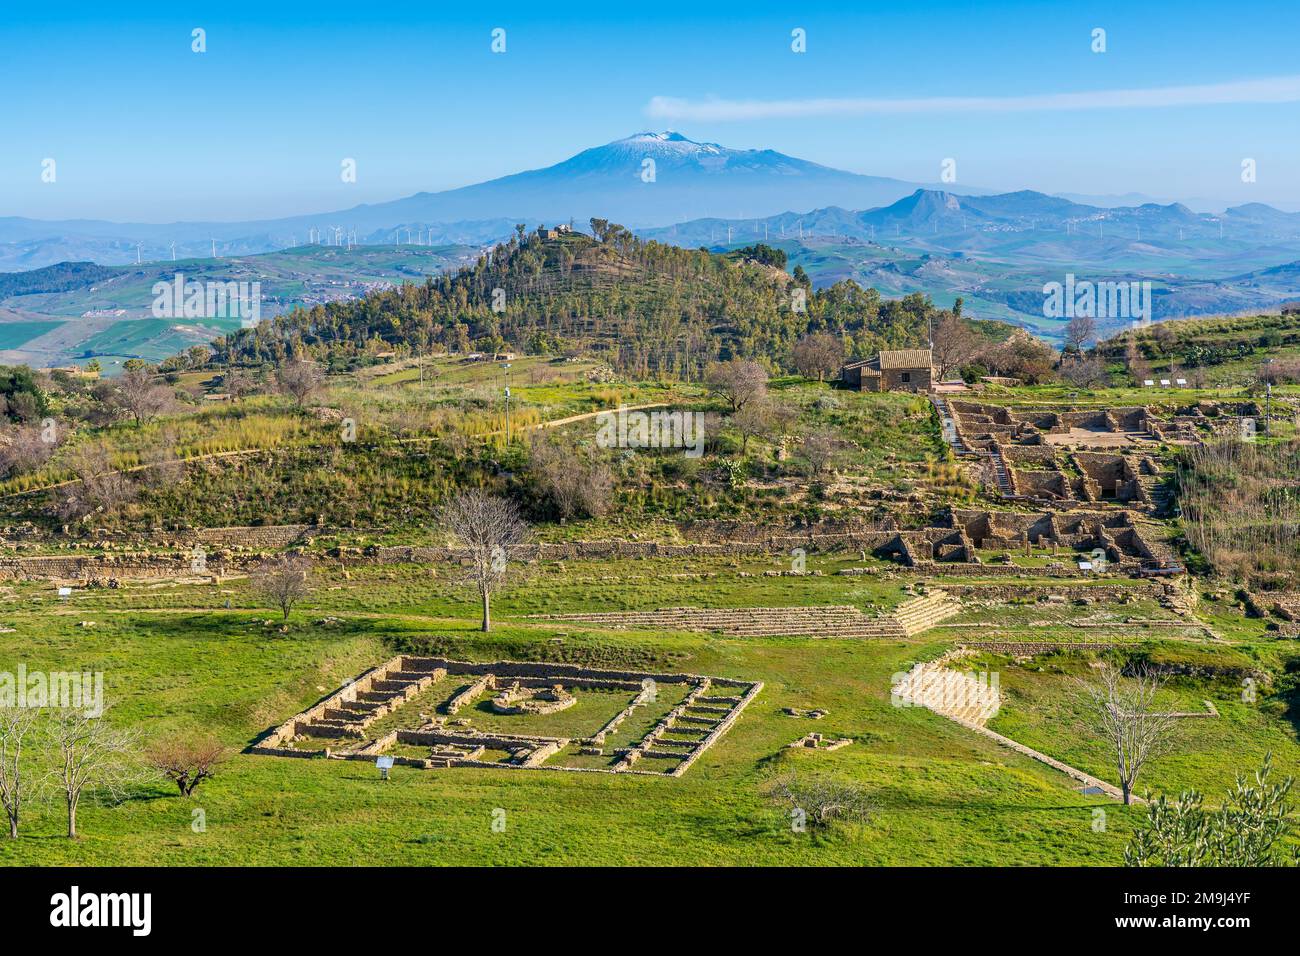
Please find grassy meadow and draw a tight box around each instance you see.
[0,553,1295,866]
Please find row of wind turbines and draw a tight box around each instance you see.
[133,238,223,263]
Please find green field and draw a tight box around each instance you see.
[0,320,66,350]
[0,554,1293,866]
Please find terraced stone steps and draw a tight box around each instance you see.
[894,655,1135,801]
[299,670,436,740]
[893,659,1001,725]
[893,591,964,636]
[533,601,948,639]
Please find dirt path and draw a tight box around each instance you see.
[480,401,670,437]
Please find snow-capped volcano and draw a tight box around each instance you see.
[363,130,970,227]
[0,132,979,265]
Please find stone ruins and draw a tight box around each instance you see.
[250,656,761,778]
[535,590,962,640]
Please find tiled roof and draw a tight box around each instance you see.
[878,348,932,370]
[842,357,881,374]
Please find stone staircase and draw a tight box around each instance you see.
[619,680,716,769]
[894,653,1136,801]
[1137,474,1175,517]
[932,396,968,455]
[297,670,437,741]
[987,446,1015,496]
[893,658,1000,724]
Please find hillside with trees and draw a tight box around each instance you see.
[215,221,957,379]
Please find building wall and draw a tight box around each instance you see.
[881,367,932,392]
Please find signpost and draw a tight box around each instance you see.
[502,363,512,444]
[376,755,394,780]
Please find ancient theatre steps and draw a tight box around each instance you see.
[893,653,1135,802]
[892,658,1001,725]
[892,591,964,636]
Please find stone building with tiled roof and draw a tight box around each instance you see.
[840,348,933,393]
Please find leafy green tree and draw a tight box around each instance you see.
[0,365,48,423]
[1126,755,1298,866]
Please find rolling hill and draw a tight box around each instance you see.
[0,244,479,370]
[215,224,953,375]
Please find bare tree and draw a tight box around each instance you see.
[275,359,323,407]
[732,400,775,455]
[56,445,138,522]
[0,708,41,838]
[932,313,978,381]
[0,424,57,480]
[1124,334,1153,386]
[137,435,184,490]
[223,368,260,401]
[704,358,768,413]
[1078,663,1179,805]
[1064,314,1098,351]
[791,334,844,381]
[251,554,313,621]
[146,737,229,797]
[1060,354,1109,388]
[439,490,530,631]
[800,429,838,479]
[111,367,173,425]
[45,709,143,839]
[529,435,613,520]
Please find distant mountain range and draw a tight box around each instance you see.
[0,132,983,271]
[634,187,1300,329]
[4,131,1300,343]
[640,188,1300,247]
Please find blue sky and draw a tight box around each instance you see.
[5,0,1300,220]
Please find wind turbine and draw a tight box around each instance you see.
[211,238,218,258]
[169,242,176,262]
[135,242,143,264]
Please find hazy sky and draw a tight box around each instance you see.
[5,0,1300,221]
